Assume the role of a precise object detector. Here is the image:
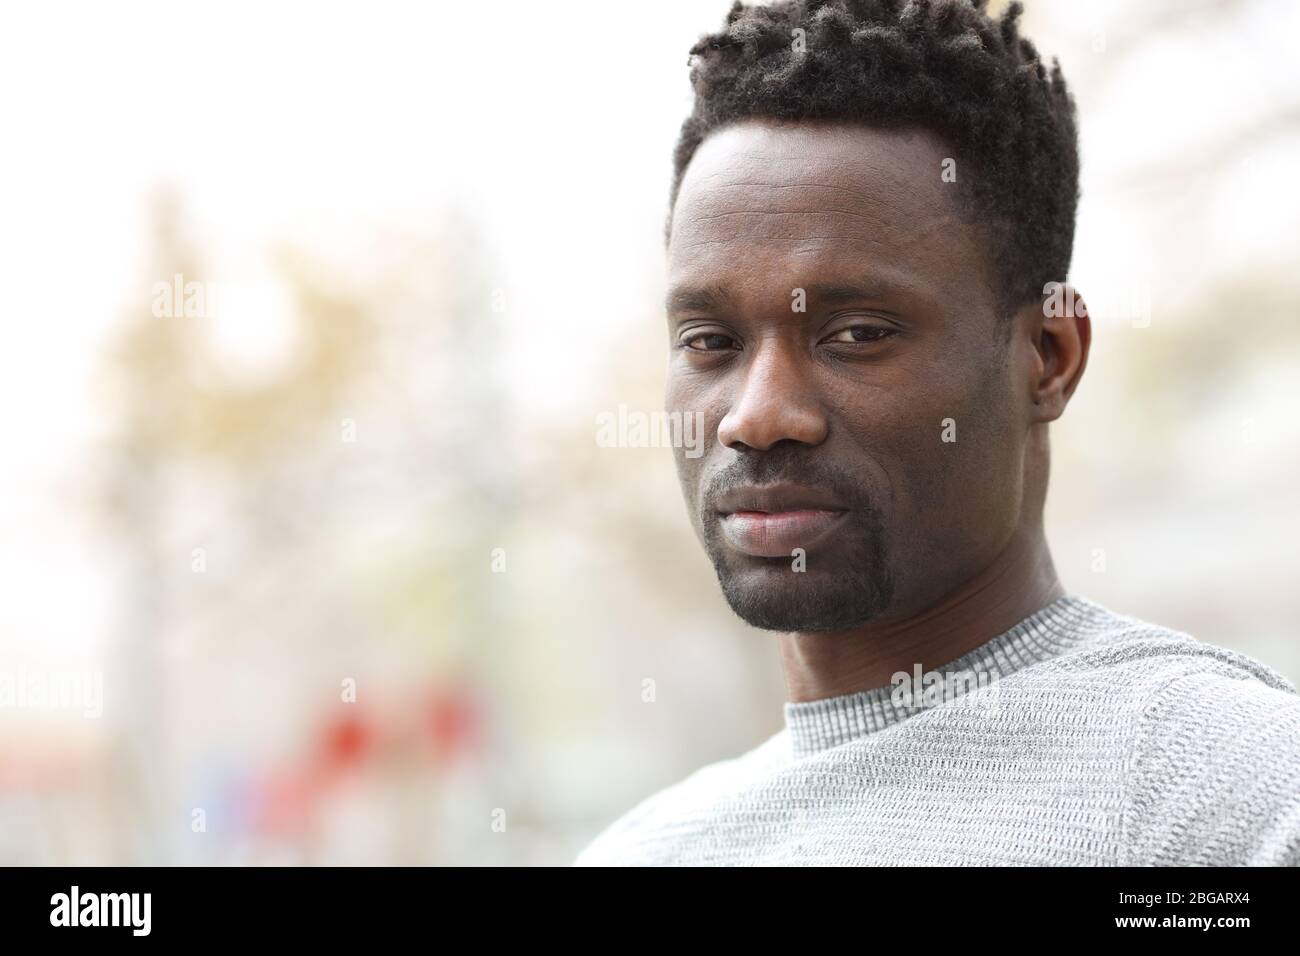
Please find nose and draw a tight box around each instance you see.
[717,338,829,451]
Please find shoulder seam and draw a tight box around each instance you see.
[1118,663,1297,866]
[1117,667,1197,866]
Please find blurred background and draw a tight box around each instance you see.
[1,0,1297,865]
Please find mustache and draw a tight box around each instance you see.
[702,448,876,513]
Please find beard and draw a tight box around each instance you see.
[693,449,897,633]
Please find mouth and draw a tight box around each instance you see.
[714,483,849,559]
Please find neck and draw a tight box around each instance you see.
[777,524,1063,703]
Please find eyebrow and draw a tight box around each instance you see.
[666,278,898,314]
[802,280,898,304]
[665,284,736,315]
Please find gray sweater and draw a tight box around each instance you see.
[572,595,1300,865]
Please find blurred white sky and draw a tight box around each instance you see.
[2,0,1298,663]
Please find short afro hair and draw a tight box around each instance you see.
[668,0,1080,314]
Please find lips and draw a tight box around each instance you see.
[714,483,849,558]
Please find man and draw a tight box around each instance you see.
[574,0,1300,865]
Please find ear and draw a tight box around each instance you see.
[1021,282,1091,423]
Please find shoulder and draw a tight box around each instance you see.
[1038,596,1297,695]
[570,730,790,866]
[1010,595,1296,704]
[1024,597,1300,864]
[1074,605,1300,865]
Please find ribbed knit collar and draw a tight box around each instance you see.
[783,594,1103,758]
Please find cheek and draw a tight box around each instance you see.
[902,367,1024,539]
[665,375,720,499]
[666,373,725,445]
[831,366,1012,522]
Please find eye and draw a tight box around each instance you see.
[682,331,741,351]
[823,325,896,344]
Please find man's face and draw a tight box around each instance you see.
[665,120,1033,632]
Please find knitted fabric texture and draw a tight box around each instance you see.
[573,595,1300,865]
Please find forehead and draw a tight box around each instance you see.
[667,120,991,308]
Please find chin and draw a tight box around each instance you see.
[716,564,893,633]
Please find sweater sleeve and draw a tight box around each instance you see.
[1121,666,1300,866]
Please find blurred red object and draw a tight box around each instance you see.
[322,711,371,769]
[256,766,320,834]
[427,685,477,761]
